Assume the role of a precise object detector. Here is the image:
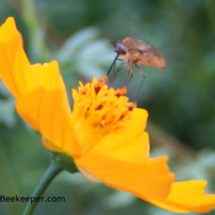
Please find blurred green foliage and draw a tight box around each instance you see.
[0,0,215,214]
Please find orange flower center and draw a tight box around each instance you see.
[71,76,136,152]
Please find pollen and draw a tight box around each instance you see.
[72,76,135,133]
[115,87,127,97]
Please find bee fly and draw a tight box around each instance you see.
[107,37,166,101]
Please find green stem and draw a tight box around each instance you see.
[22,162,63,215]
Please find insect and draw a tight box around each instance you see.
[107,37,166,100]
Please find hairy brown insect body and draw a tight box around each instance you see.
[107,37,166,101]
[116,37,165,69]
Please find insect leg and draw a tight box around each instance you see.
[107,53,119,76]
[122,66,134,87]
[121,70,131,87]
[109,64,129,86]
[135,64,145,102]
[112,58,125,76]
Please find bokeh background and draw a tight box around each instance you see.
[1,0,215,214]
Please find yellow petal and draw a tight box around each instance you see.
[75,153,175,200]
[109,132,149,162]
[0,17,22,43]
[31,61,70,113]
[0,17,22,68]
[148,181,215,213]
[16,88,82,157]
[13,49,36,98]
[0,17,38,98]
[89,108,149,161]
[31,61,64,90]
[0,47,37,98]
[0,17,23,97]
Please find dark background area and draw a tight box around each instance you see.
[0,0,215,214]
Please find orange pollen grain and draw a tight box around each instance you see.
[115,87,127,97]
[94,76,108,94]
[80,87,87,95]
[101,76,108,83]
[119,110,129,121]
[128,103,136,111]
[96,101,106,110]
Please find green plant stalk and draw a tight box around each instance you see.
[22,162,63,215]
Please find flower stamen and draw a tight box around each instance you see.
[71,76,136,151]
[94,76,107,94]
[115,87,127,97]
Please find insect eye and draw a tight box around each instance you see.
[114,42,127,55]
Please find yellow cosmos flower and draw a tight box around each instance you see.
[1,17,215,214]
